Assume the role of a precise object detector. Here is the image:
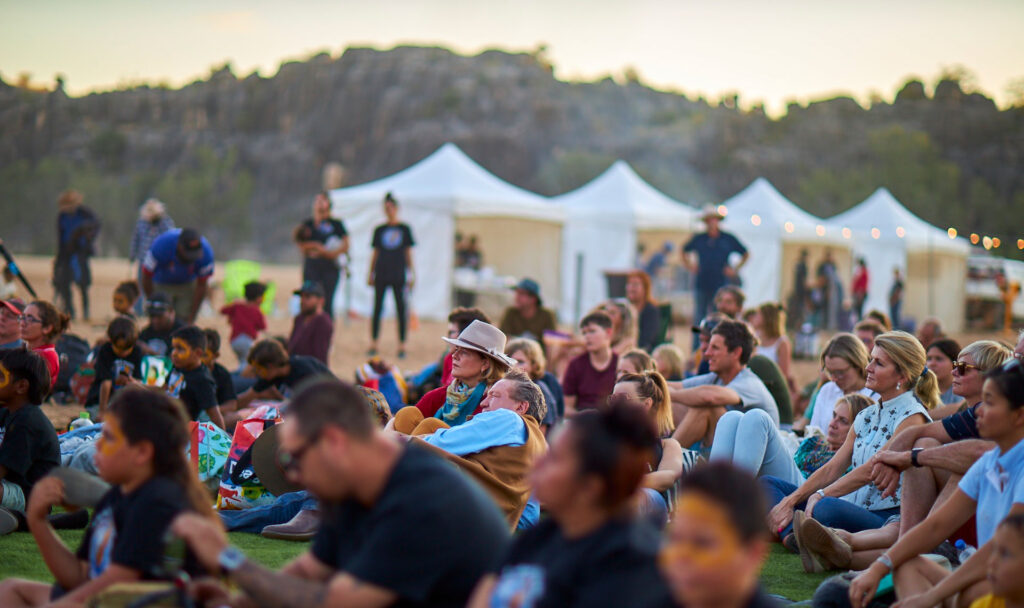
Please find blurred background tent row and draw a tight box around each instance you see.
[329,142,994,332]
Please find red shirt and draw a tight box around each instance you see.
[414,385,485,419]
[441,351,454,387]
[852,268,869,295]
[562,352,618,411]
[220,302,266,341]
[34,344,59,388]
[288,311,334,364]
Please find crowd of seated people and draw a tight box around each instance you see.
[2,266,1024,608]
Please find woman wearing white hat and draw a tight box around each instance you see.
[394,320,516,433]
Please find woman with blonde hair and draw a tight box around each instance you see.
[795,333,876,433]
[611,370,682,526]
[652,343,685,381]
[752,302,794,391]
[600,298,637,355]
[764,331,934,546]
[506,336,564,424]
[616,348,656,380]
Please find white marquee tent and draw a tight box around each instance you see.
[721,178,851,308]
[554,161,697,322]
[825,188,969,332]
[328,143,565,321]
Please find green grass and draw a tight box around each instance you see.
[0,534,827,601]
[0,531,306,582]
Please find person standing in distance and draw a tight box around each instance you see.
[295,191,348,319]
[683,205,748,323]
[368,193,415,359]
[141,228,214,324]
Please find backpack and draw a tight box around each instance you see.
[55,333,92,393]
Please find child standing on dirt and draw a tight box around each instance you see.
[219,281,266,369]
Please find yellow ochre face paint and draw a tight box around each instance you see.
[170,338,193,366]
[0,363,11,390]
[97,415,127,457]
[660,494,742,569]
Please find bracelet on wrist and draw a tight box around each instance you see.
[876,554,894,572]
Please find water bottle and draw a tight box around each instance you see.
[955,539,977,562]
[69,412,92,431]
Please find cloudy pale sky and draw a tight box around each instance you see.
[2,0,1022,114]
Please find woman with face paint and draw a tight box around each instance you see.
[0,387,218,606]
[467,403,672,608]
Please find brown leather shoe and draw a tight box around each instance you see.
[261,509,319,541]
[793,510,828,573]
[800,515,853,569]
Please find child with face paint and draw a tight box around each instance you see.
[85,317,144,420]
[0,387,218,605]
[660,462,776,608]
[0,348,59,534]
[971,514,1024,608]
[164,325,224,429]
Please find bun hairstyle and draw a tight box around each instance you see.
[108,387,219,523]
[620,348,656,375]
[757,302,786,340]
[985,361,1024,412]
[30,300,70,342]
[617,370,674,436]
[569,402,659,510]
[873,331,940,409]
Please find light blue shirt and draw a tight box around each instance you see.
[959,437,1024,545]
[419,408,526,456]
[683,367,780,426]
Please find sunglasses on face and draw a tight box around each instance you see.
[952,360,979,375]
[276,431,321,474]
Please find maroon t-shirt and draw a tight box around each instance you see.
[219,302,266,341]
[287,311,334,364]
[562,352,618,411]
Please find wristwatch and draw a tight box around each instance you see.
[217,545,246,574]
[911,447,924,468]
[816,489,826,498]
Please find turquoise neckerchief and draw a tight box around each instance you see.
[435,381,487,427]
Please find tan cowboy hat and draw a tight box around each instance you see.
[700,203,726,221]
[57,189,83,208]
[442,320,516,369]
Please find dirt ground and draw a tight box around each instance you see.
[9,254,1014,430]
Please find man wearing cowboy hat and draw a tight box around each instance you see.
[683,204,748,324]
[141,227,214,323]
[53,189,100,320]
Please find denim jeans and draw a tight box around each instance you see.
[710,410,804,486]
[219,491,317,533]
[760,475,900,539]
[638,488,669,530]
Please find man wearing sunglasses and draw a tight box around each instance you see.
[172,378,509,608]
[867,337,1021,537]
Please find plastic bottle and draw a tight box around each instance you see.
[69,412,92,431]
[955,539,977,562]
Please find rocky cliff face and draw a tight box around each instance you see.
[1,45,1021,260]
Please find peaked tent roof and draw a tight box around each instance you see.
[553,160,696,229]
[722,177,843,243]
[331,142,563,223]
[826,188,967,254]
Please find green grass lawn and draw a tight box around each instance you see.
[0,533,828,601]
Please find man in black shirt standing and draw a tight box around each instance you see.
[173,378,509,608]
[295,192,349,319]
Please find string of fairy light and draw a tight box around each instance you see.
[716,204,1021,253]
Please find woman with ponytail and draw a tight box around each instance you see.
[611,370,683,526]
[19,300,70,389]
[764,331,932,551]
[0,387,214,606]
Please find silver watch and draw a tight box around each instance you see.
[217,545,246,574]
